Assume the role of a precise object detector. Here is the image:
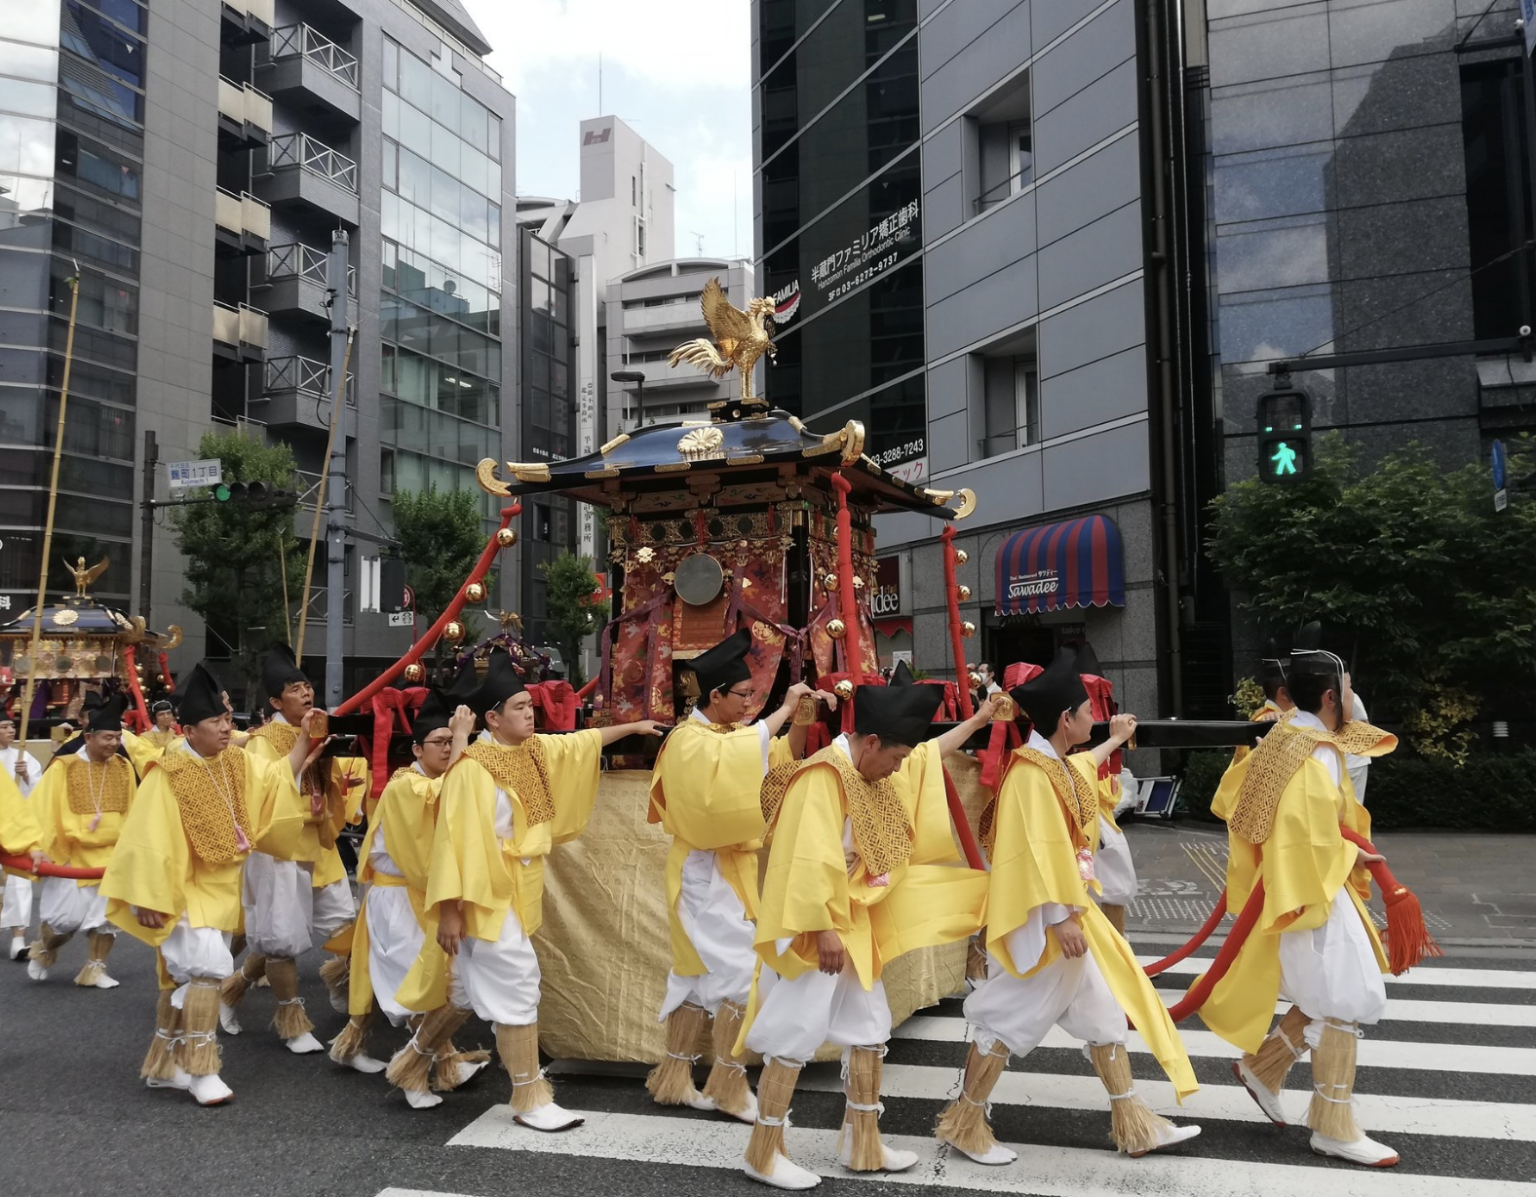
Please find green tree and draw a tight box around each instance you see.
[392,487,487,652]
[541,550,604,687]
[171,431,304,692]
[1207,432,1536,754]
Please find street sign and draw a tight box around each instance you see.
[1493,439,1508,512]
[168,458,223,491]
[387,612,413,627]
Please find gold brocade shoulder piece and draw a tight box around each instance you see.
[1014,747,1098,833]
[65,756,133,817]
[156,749,253,864]
[801,745,913,878]
[1227,719,1392,844]
[143,729,176,748]
[464,739,555,828]
[760,761,799,829]
[249,721,299,755]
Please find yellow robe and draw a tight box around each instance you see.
[31,753,138,885]
[648,721,794,978]
[120,728,165,775]
[750,740,988,991]
[0,767,41,859]
[986,748,1197,1100]
[396,730,603,1012]
[101,747,308,946]
[1199,746,1388,1054]
[349,765,445,1016]
[243,722,368,889]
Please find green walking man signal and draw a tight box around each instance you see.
[1256,388,1311,484]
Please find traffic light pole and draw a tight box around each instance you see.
[324,230,350,711]
[140,429,157,627]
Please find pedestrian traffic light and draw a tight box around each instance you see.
[1256,388,1311,484]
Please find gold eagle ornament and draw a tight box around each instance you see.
[666,278,777,409]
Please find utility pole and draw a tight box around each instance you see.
[140,428,157,627]
[324,229,350,710]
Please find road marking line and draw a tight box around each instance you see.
[1137,957,1536,990]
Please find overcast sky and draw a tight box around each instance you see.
[464,0,754,263]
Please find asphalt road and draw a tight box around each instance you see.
[2,927,1532,1197]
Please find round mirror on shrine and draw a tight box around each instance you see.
[674,552,725,606]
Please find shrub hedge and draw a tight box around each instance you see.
[1176,749,1536,831]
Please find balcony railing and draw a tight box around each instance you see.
[218,77,273,134]
[271,24,359,89]
[267,243,356,296]
[213,301,269,349]
[215,187,271,240]
[294,467,355,514]
[266,354,355,405]
[268,132,357,194]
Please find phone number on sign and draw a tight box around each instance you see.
[825,253,900,302]
[870,439,925,468]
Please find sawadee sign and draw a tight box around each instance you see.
[872,557,903,617]
[1006,568,1059,602]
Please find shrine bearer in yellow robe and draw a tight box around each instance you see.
[223,643,367,1052]
[99,661,324,1107]
[935,649,1199,1167]
[332,683,484,1106]
[401,647,665,1132]
[0,758,44,926]
[139,700,181,753]
[738,670,995,1192]
[1202,635,1399,1169]
[645,629,822,1123]
[26,694,137,989]
[1,710,45,961]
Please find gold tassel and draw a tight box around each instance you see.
[645,1003,710,1105]
[318,955,350,1006]
[179,979,223,1076]
[1306,1020,1363,1142]
[965,934,989,983]
[1090,1042,1170,1156]
[329,1012,372,1063]
[141,990,181,1081]
[220,952,265,1008]
[265,957,315,1038]
[744,1057,802,1176]
[388,1004,472,1095]
[935,1039,1009,1155]
[496,1022,554,1112]
[842,1046,888,1172]
[1245,1006,1310,1095]
[701,1000,753,1116]
[433,1047,492,1092]
[1101,903,1127,935]
[28,922,70,969]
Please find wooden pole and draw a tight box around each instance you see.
[295,327,354,659]
[279,535,292,645]
[18,274,82,745]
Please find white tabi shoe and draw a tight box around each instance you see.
[1233,1059,1290,1126]
[8,937,26,961]
[513,1101,586,1132]
[1310,1132,1400,1167]
[743,1152,821,1190]
[345,1053,387,1074]
[718,1091,759,1126]
[951,1141,1018,1166]
[404,1087,444,1110]
[26,959,48,982]
[218,1003,242,1035]
[838,1141,919,1173]
[683,1090,718,1113]
[188,1073,234,1106]
[450,1058,488,1085]
[1129,1121,1202,1158]
[145,1067,192,1092]
[284,1031,325,1054]
[83,965,120,990]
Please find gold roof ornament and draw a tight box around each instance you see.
[65,554,110,598]
[667,278,777,413]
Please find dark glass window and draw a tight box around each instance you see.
[1461,58,1536,340]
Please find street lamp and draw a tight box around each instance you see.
[611,369,646,431]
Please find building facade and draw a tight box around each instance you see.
[0,0,520,700]
[752,0,1208,718]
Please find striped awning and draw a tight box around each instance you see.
[994,515,1125,615]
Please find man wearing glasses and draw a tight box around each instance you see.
[645,629,823,1123]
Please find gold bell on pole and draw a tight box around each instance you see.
[443,620,466,644]
[826,618,846,640]
[957,584,971,601]
[960,620,977,639]
[465,581,486,604]
[403,662,425,683]
[953,548,969,565]
[497,528,517,547]
[833,679,855,701]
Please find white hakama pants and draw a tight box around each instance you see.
[1279,886,1388,1044]
[450,906,541,1026]
[242,853,314,958]
[658,849,757,1020]
[964,948,1127,1055]
[2,874,33,929]
[161,916,235,1008]
[744,965,892,1063]
[38,878,112,936]
[311,876,357,942]
[1096,815,1138,907]
[364,885,425,1026]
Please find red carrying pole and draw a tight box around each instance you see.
[334,502,521,716]
[1143,895,1228,977]
[1163,882,1265,1023]
[942,765,985,870]
[1,855,104,880]
[941,526,974,719]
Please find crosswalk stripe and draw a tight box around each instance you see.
[1139,956,1536,990]
[446,1106,1536,1196]
[796,1061,1536,1141]
[893,1016,1536,1074]
[1143,994,1536,1028]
